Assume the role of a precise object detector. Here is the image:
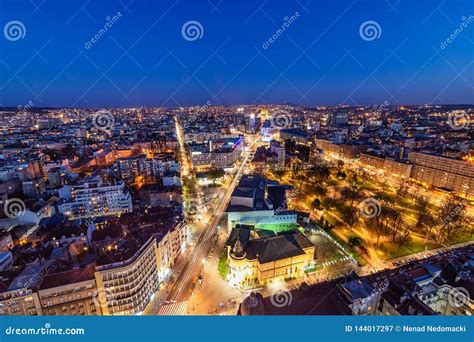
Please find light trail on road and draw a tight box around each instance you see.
[166,143,253,303]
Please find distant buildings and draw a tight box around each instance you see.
[0,108,191,317]
[408,152,473,198]
[251,140,285,171]
[189,136,243,171]
[316,140,473,198]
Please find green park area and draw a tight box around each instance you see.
[263,157,473,264]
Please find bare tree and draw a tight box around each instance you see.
[396,224,412,251]
[372,204,398,245]
[436,196,466,243]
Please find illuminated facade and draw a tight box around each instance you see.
[94,237,159,315]
[57,176,132,219]
[226,226,315,289]
[38,268,100,316]
[408,152,473,198]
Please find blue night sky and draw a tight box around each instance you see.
[0,0,472,108]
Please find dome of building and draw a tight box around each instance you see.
[240,292,264,315]
[230,237,246,259]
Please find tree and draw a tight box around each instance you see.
[336,170,346,180]
[372,204,398,245]
[208,169,225,184]
[340,186,362,210]
[415,196,436,239]
[396,182,409,198]
[312,184,327,197]
[348,235,361,246]
[218,250,229,279]
[274,169,285,182]
[388,208,403,242]
[312,198,321,209]
[348,235,363,247]
[436,196,466,243]
[396,225,412,251]
[310,163,330,181]
[341,205,359,228]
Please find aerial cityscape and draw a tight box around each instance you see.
[0,0,473,323]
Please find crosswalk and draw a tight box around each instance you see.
[157,301,188,316]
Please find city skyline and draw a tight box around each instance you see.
[0,0,473,331]
[0,0,473,108]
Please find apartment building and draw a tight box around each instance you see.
[94,237,160,315]
[57,176,132,219]
[408,152,473,198]
[38,264,100,315]
[315,139,358,160]
[144,154,180,182]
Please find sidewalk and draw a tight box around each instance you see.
[143,251,190,315]
[187,229,242,315]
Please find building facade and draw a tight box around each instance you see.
[57,176,132,219]
[94,237,160,315]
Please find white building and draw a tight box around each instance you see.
[57,176,132,219]
[144,157,180,181]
